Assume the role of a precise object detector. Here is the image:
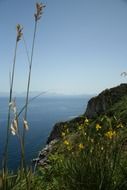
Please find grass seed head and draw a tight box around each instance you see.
[10,123,16,135]
[16,24,23,42]
[34,2,46,21]
[23,119,29,130]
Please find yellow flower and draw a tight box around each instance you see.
[64,140,69,146]
[105,130,116,139]
[67,146,72,151]
[117,123,124,128]
[84,118,89,125]
[96,124,102,131]
[79,143,84,150]
[78,125,83,130]
[61,132,66,137]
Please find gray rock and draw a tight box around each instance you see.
[85,83,127,118]
[33,140,58,166]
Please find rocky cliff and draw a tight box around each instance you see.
[85,83,127,118]
[47,83,127,144]
[34,83,127,166]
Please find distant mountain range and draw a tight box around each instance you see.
[0,91,95,98]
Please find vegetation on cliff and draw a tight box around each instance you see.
[33,84,127,190]
[47,84,127,143]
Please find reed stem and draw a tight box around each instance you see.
[2,39,18,190]
[23,20,37,145]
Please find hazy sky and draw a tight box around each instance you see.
[0,0,127,95]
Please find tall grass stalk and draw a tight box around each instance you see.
[23,20,37,125]
[2,24,23,189]
[1,3,45,189]
[21,3,45,188]
[23,3,45,145]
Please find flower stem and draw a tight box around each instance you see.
[23,20,38,144]
[2,39,18,189]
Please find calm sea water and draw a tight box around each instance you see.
[0,96,90,170]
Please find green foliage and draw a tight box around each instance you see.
[107,95,127,123]
[38,116,127,190]
[0,168,46,190]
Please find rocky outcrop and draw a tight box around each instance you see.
[85,83,127,118]
[33,140,58,166]
[47,122,66,144]
[47,116,84,144]
[47,83,127,144]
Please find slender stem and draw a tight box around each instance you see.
[23,35,30,66]
[19,19,38,190]
[17,92,47,119]
[17,128,29,190]
[23,20,38,144]
[2,40,18,189]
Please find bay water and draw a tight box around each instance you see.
[0,96,90,170]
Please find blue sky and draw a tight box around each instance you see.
[0,0,127,95]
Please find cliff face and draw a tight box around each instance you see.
[47,83,127,144]
[47,122,65,144]
[85,83,127,118]
[47,116,84,144]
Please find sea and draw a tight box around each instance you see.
[0,96,90,170]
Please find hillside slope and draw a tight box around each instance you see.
[36,83,127,190]
[47,83,127,143]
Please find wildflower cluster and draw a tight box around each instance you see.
[84,118,89,125]
[39,114,127,190]
[78,143,84,150]
[61,125,69,138]
[78,124,84,130]
[63,140,70,146]
[105,130,116,139]
[95,123,102,131]
[63,140,72,151]
[74,116,125,155]
[78,117,89,130]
